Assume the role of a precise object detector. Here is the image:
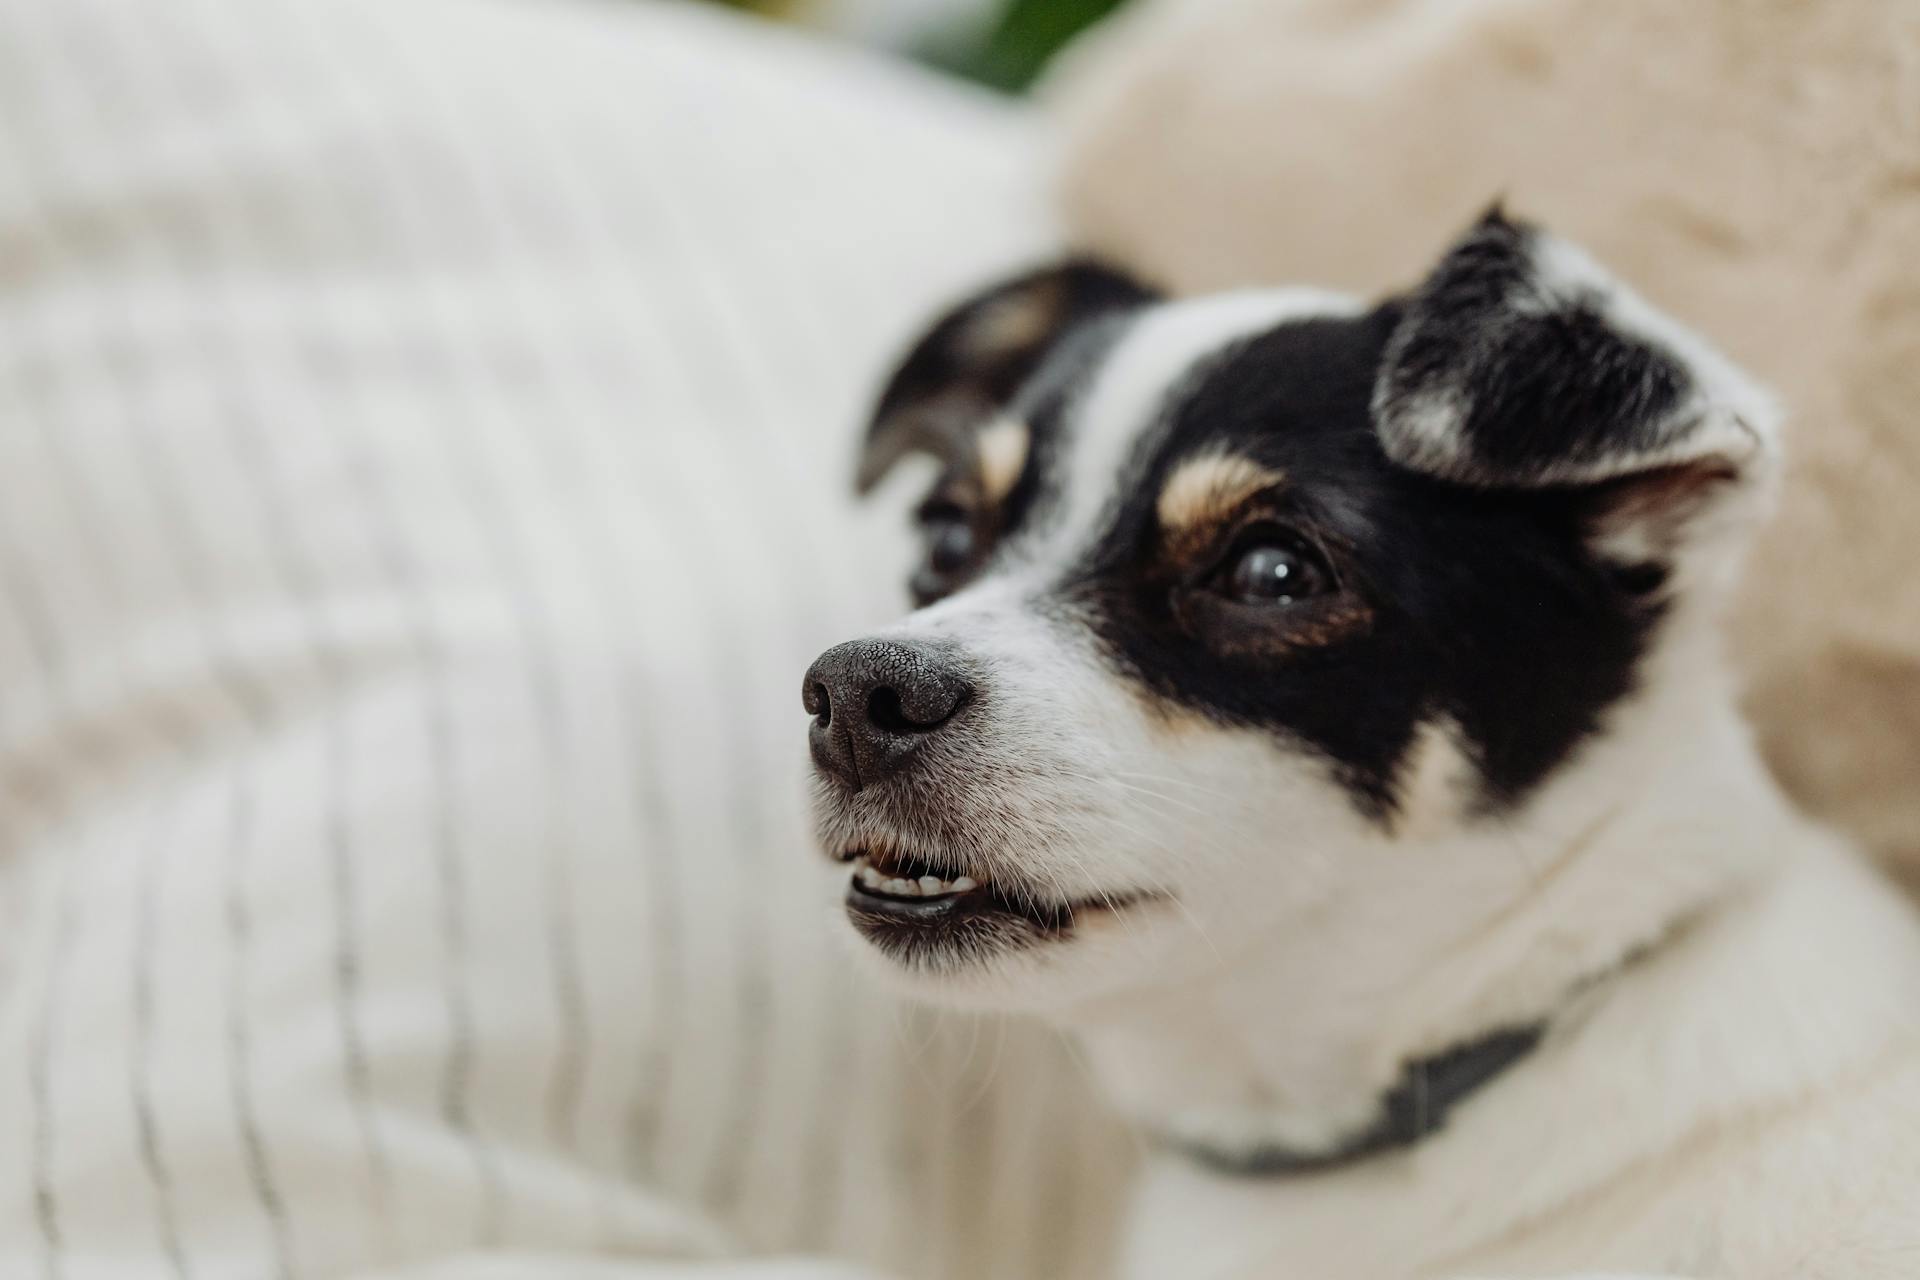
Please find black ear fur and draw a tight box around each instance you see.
[857,259,1157,493]
[1373,209,1777,493]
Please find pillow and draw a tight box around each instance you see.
[1047,0,1920,886]
[0,0,1132,1275]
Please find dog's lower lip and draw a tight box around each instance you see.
[846,878,984,921]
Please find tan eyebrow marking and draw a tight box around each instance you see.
[976,415,1031,505]
[1156,451,1286,533]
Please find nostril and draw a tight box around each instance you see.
[868,682,966,734]
[810,682,832,726]
[867,686,916,735]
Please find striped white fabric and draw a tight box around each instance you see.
[0,2,1136,1277]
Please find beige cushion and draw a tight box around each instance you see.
[1048,0,1920,884]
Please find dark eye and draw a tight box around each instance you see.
[924,508,977,575]
[1213,530,1331,605]
[911,499,985,604]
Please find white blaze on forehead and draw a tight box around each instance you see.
[1049,288,1362,559]
[1156,451,1286,534]
[1392,716,1473,841]
[976,415,1031,504]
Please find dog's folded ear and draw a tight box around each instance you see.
[858,260,1157,493]
[1374,210,1781,509]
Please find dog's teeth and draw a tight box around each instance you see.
[850,855,985,899]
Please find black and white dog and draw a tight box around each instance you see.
[803,212,1920,1280]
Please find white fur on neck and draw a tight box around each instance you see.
[1112,832,1920,1280]
[1053,595,1920,1277]
[1060,616,1797,1164]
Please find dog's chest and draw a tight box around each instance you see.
[1121,1158,1425,1280]
[1118,1143,1727,1280]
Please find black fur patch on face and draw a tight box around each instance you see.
[1064,308,1665,817]
[1375,210,1693,485]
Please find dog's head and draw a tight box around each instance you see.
[805,211,1778,1012]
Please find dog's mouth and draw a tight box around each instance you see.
[844,846,1066,926]
[836,841,1151,964]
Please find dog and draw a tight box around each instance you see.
[802,211,1920,1280]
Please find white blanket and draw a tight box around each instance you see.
[0,1,1133,1276]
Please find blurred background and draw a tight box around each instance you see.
[705,0,1124,91]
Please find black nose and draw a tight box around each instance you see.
[803,638,972,790]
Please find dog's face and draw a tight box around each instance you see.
[805,212,1778,1012]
